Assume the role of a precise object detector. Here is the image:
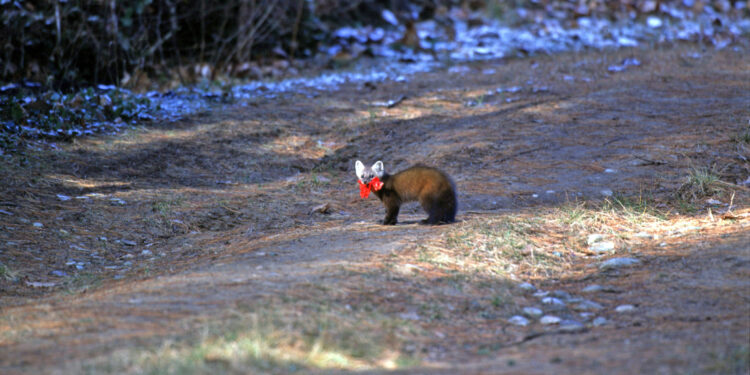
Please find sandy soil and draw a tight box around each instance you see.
[1,44,749,374]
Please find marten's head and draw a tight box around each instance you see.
[355,160,385,185]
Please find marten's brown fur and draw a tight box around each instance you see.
[356,160,457,225]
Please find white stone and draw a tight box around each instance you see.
[542,297,566,306]
[615,304,636,313]
[523,307,543,317]
[582,285,603,293]
[587,234,605,245]
[647,16,663,28]
[589,241,616,253]
[592,317,608,326]
[599,257,640,269]
[508,315,530,326]
[575,300,603,311]
[540,315,561,325]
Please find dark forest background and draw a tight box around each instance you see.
[3,0,746,90]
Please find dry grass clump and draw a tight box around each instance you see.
[676,165,733,200]
[417,194,671,280]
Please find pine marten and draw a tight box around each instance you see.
[355,160,457,225]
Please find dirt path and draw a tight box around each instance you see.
[1,45,749,374]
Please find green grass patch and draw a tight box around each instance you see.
[63,272,102,294]
[703,345,749,375]
[0,262,19,282]
[79,297,419,374]
[152,197,186,217]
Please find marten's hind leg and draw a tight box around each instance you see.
[419,197,443,225]
[420,192,456,225]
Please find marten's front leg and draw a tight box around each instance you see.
[382,196,400,225]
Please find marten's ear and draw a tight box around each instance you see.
[372,161,385,177]
[355,160,365,180]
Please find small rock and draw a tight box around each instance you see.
[109,198,126,206]
[601,189,614,197]
[98,236,108,241]
[33,222,44,228]
[647,16,663,28]
[381,9,398,25]
[122,240,137,246]
[26,281,57,288]
[523,307,543,317]
[140,250,152,256]
[615,304,636,313]
[574,300,603,311]
[634,232,653,239]
[542,297,566,306]
[589,241,615,253]
[56,194,72,201]
[518,282,536,291]
[587,234,605,245]
[604,168,617,173]
[592,317,608,326]
[551,290,571,299]
[533,290,549,298]
[310,203,332,215]
[705,198,723,206]
[540,315,561,325]
[399,311,421,321]
[582,284,603,293]
[559,320,585,332]
[599,257,640,270]
[51,270,67,277]
[508,315,530,326]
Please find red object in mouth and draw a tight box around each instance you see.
[358,176,383,198]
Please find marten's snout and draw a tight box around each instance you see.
[359,172,374,184]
